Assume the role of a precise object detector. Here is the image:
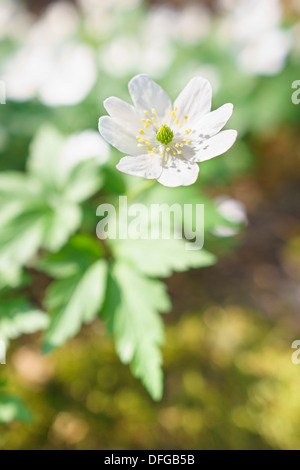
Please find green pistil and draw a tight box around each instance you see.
[156,125,174,146]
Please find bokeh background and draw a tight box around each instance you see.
[0,0,300,450]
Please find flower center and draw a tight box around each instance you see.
[156,125,174,146]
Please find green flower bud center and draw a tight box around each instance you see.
[156,125,174,146]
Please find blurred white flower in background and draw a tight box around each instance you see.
[219,0,291,75]
[79,0,141,11]
[2,2,96,106]
[100,36,140,78]
[238,28,291,76]
[177,63,221,95]
[38,43,96,107]
[62,130,110,168]
[2,45,53,102]
[0,0,33,41]
[143,4,177,44]
[77,0,114,40]
[140,40,175,79]
[3,42,97,106]
[78,0,142,40]
[177,3,212,45]
[100,34,175,79]
[144,2,211,45]
[28,2,79,47]
[213,196,247,237]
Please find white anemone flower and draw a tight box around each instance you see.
[213,196,247,237]
[99,74,237,188]
[99,74,237,187]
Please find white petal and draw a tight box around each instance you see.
[193,130,238,162]
[99,116,140,156]
[157,157,199,187]
[116,154,163,179]
[104,96,141,133]
[174,76,212,125]
[128,74,172,118]
[194,103,234,138]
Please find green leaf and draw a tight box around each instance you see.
[27,125,66,189]
[37,234,106,278]
[0,297,49,343]
[0,127,104,285]
[0,394,32,423]
[0,211,46,287]
[103,262,171,401]
[0,172,41,202]
[42,236,108,352]
[64,160,103,203]
[42,202,82,252]
[111,238,216,278]
[28,126,103,198]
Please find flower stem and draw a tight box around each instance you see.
[126,179,156,203]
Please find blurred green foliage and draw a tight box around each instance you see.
[1,305,300,449]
